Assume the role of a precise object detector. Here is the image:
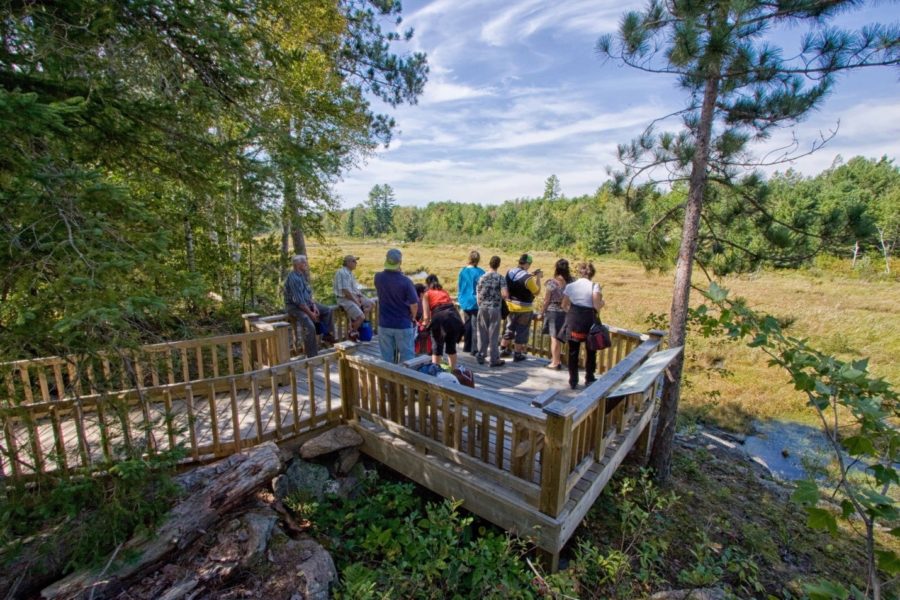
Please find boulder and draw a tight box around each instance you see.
[336,448,360,475]
[260,534,336,600]
[300,425,363,459]
[273,460,331,502]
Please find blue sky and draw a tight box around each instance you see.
[334,0,900,208]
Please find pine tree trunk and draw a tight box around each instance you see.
[649,72,720,481]
[184,216,196,273]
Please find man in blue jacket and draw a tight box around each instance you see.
[374,249,418,363]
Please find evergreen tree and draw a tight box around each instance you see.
[597,0,899,495]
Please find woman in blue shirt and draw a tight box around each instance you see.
[456,250,485,354]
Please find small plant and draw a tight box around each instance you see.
[549,469,677,599]
[299,474,536,599]
[0,447,183,572]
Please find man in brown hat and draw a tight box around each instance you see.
[333,254,374,341]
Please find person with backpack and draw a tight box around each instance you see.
[475,255,508,367]
[421,274,465,369]
[499,254,542,362]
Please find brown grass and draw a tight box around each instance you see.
[307,238,899,432]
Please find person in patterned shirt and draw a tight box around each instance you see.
[284,255,335,357]
[475,255,509,367]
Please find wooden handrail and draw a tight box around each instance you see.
[342,353,547,427]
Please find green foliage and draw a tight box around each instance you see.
[0,448,183,572]
[691,283,899,597]
[547,469,678,598]
[0,0,427,360]
[295,475,536,599]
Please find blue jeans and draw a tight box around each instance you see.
[379,326,416,364]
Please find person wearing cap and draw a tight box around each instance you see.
[284,254,335,357]
[374,248,419,363]
[456,250,484,355]
[499,253,542,362]
[333,254,374,341]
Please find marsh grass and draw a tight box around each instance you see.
[306,238,898,433]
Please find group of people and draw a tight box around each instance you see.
[283,248,605,390]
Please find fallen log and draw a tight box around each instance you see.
[41,442,282,600]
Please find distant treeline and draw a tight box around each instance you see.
[329,156,899,274]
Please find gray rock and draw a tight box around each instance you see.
[336,448,360,475]
[293,537,336,600]
[240,510,278,567]
[273,460,332,502]
[300,425,363,459]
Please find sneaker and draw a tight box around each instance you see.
[570,382,578,390]
[476,353,486,365]
[545,363,562,370]
[585,376,597,385]
[489,360,506,367]
[348,331,360,342]
[322,334,337,344]
[513,353,526,362]
[500,347,512,357]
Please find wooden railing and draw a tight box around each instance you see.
[0,330,337,480]
[338,346,548,506]
[0,328,290,407]
[244,301,379,357]
[338,328,666,519]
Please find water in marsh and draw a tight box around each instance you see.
[742,420,849,481]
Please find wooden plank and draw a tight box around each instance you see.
[290,367,301,434]
[185,386,199,460]
[227,342,236,377]
[352,419,562,552]
[19,367,34,404]
[163,390,176,451]
[49,405,68,473]
[37,370,51,404]
[271,372,282,438]
[73,400,91,469]
[539,411,573,518]
[307,362,318,430]
[195,347,205,381]
[323,360,333,418]
[166,352,176,385]
[207,382,220,454]
[251,376,263,443]
[95,397,112,462]
[52,364,66,400]
[608,347,683,398]
[240,341,251,374]
[356,409,541,506]
[495,415,505,470]
[229,378,242,453]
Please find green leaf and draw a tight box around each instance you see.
[707,282,728,303]
[806,507,838,535]
[841,435,875,456]
[876,550,900,575]
[804,579,849,600]
[791,480,819,505]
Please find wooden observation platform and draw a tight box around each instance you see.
[0,308,681,569]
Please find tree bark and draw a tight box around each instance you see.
[649,72,720,481]
[41,443,282,600]
[282,174,307,257]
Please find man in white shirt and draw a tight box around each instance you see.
[333,255,374,341]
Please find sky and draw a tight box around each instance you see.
[333,0,900,208]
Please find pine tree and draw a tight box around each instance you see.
[597,0,899,492]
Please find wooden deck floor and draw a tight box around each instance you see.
[3,336,582,476]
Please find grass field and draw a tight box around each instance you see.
[307,238,899,433]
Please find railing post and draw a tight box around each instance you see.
[336,342,359,423]
[540,407,574,518]
[270,322,292,366]
[242,313,261,334]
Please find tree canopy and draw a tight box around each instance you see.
[1,0,427,358]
